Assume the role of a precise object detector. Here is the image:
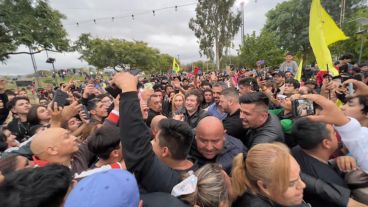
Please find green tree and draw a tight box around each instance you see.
[263,0,366,63]
[332,7,368,63]
[0,0,69,61]
[189,0,241,71]
[239,31,285,68]
[74,34,174,73]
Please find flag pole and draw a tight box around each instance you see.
[327,64,331,100]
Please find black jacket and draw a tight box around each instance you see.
[233,192,310,207]
[120,92,191,193]
[190,134,247,174]
[146,109,161,127]
[0,93,9,125]
[241,113,284,149]
[141,192,189,207]
[181,108,208,129]
[7,118,30,142]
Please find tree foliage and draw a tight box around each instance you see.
[263,0,367,63]
[0,0,69,62]
[74,34,174,73]
[189,0,241,70]
[239,31,285,68]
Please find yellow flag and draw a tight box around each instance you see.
[295,59,303,82]
[309,0,348,76]
[172,58,180,74]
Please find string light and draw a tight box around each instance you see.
[64,2,197,27]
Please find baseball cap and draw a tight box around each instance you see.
[65,169,140,207]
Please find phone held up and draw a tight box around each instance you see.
[106,69,142,98]
[292,99,316,117]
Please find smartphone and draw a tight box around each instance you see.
[292,99,316,117]
[105,85,121,98]
[52,89,69,107]
[81,105,90,120]
[348,83,354,97]
[277,94,287,100]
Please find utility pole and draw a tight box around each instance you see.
[339,0,346,27]
[29,47,40,88]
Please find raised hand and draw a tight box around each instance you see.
[301,94,349,126]
[343,79,368,97]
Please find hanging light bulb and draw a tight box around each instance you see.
[152,10,155,16]
[76,22,79,26]
[93,19,96,24]
[112,17,115,22]
[175,5,178,11]
[131,14,135,20]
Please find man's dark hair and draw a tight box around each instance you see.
[0,164,73,207]
[164,84,173,92]
[346,96,368,115]
[185,89,203,105]
[203,88,213,94]
[221,88,239,100]
[147,94,160,106]
[153,84,162,92]
[340,54,353,60]
[88,125,121,160]
[201,81,212,88]
[239,92,269,107]
[212,82,227,90]
[157,119,194,160]
[238,78,259,91]
[285,79,300,89]
[7,96,29,110]
[5,90,16,96]
[86,98,101,111]
[292,118,330,150]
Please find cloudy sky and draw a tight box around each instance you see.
[0,0,285,75]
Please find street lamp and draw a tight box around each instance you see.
[46,57,58,85]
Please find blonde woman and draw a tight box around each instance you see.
[231,143,307,207]
[171,93,185,117]
[178,164,231,207]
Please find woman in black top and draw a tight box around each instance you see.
[231,143,308,207]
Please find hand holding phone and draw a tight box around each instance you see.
[292,99,316,117]
[348,83,354,97]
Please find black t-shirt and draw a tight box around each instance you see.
[292,146,348,207]
[222,109,246,139]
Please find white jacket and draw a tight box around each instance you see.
[335,118,368,174]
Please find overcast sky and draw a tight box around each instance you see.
[0,0,285,75]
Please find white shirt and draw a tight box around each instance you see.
[334,118,368,174]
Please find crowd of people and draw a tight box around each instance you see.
[0,53,368,207]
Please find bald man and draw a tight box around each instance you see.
[189,116,247,174]
[150,115,167,139]
[31,128,79,168]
